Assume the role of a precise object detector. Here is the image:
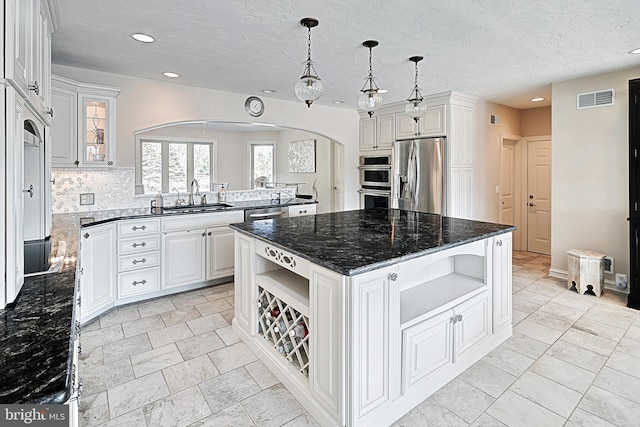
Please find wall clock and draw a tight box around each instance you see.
[245,96,264,117]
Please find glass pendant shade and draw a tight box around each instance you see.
[295,18,322,107]
[295,60,323,107]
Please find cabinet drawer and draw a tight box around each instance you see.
[118,251,160,272]
[117,218,161,237]
[117,235,160,255]
[288,204,317,217]
[118,267,160,298]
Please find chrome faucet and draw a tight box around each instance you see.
[173,187,186,207]
[188,179,200,205]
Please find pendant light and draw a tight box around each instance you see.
[358,40,383,117]
[295,18,323,107]
[405,56,428,122]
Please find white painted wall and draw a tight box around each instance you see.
[551,67,640,279]
[52,65,362,210]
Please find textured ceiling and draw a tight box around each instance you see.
[52,0,640,110]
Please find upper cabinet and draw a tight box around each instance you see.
[359,114,394,151]
[51,75,120,168]
[4,0,56,124]
[395,104,446,140]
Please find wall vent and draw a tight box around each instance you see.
[577,89,615,109]
[490,114,500,125]
[604,256,614,274]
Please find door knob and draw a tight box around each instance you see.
[529,203,536,207]
[529,195,534,199]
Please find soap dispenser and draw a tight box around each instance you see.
[218,184,226,202]
[151,191,163,214]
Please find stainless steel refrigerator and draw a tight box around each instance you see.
[392,137,445,214]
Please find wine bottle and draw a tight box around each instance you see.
[270,307,281,318]
[289,322,308,338]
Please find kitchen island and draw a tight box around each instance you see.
[230,209,515,427]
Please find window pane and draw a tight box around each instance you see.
[194,144,211,191]
[253,145,273,183]
[141,142,162,193]
[168,143,187,192]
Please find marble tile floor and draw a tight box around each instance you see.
[78,251,640,427]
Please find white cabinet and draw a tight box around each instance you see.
[288,203,317,217]
[116,218,161,299]
[162,229,206,288]
[4,0,54,122]
[79,223,116,323]
[206,226,235,280]
[395,105,445,139]
[359,117,376,150]
[233,233,254,330]
[4,89,26,305]
[360,114,394,150]
[492,233,513,333]
[50,75,120,167]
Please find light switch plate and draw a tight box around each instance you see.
[80,193,95,205]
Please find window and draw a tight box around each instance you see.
[249,141,275,188]
[140,137,215,193]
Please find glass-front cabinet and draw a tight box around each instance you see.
[78,93,116,167]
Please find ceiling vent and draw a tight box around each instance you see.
[577,89,615,109]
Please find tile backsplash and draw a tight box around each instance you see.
[51,168,295,213]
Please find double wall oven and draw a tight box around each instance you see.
[358,154,392,209]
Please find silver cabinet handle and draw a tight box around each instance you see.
[131,258,147,265]
[83,233,89,239]
[132,279,147,286]
[45,107,54,117]
[132,242,147,248]
[388,272,398,281]
[496,240,502,247]
[22,184,34,198]
[132,225,147,231]
[28,80,39,95]
[249,211,286,218]
[456,314,463,322]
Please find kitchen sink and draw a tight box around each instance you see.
[163,203,232,212]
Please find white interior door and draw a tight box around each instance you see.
[331,141,344,212]
[527,139,552,254]
[501,142,515,225]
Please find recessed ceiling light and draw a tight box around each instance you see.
[162,72,180,78]
[131,33,154,43]
[629,48,640,54]
[262,89,276,94]
[530,97,545,102]
[332,100,344,104]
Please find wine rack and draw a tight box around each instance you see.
[257,286,310,377]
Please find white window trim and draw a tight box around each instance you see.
[136,135,217,194]
[247,140,277,188]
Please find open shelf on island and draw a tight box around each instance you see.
[255,269,310,317]
[400,272,486,328]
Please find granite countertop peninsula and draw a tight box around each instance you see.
[230,208,516,276]
[0,197,315,404]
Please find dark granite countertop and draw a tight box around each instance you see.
[230,209,516,276]
[79,197,316,227]
[0,198,315,404]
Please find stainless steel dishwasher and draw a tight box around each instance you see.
[244,206,289,222]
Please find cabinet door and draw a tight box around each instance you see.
[206,226,235,280]
[310,267,345,422]
[359,117,376,150]
[401,309,453,393]
[453,292,490,362]
[162,230,206,288]
[51,85,78,166]
[27,0,50,116]
[79,223,116,323]
[492,233,513,332]
[421,104,446,136]
[4,89,25,304]
[78,94,116,167]
[4,0,32,96]
[234,233,253,330]
[288,204,317,217]
[395,113,417,139]
[350,266,400,423]
[376,114,395,149]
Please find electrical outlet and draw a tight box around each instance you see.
[615,273,628,290]
[79,193,95,205]
[495,185,500,194]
